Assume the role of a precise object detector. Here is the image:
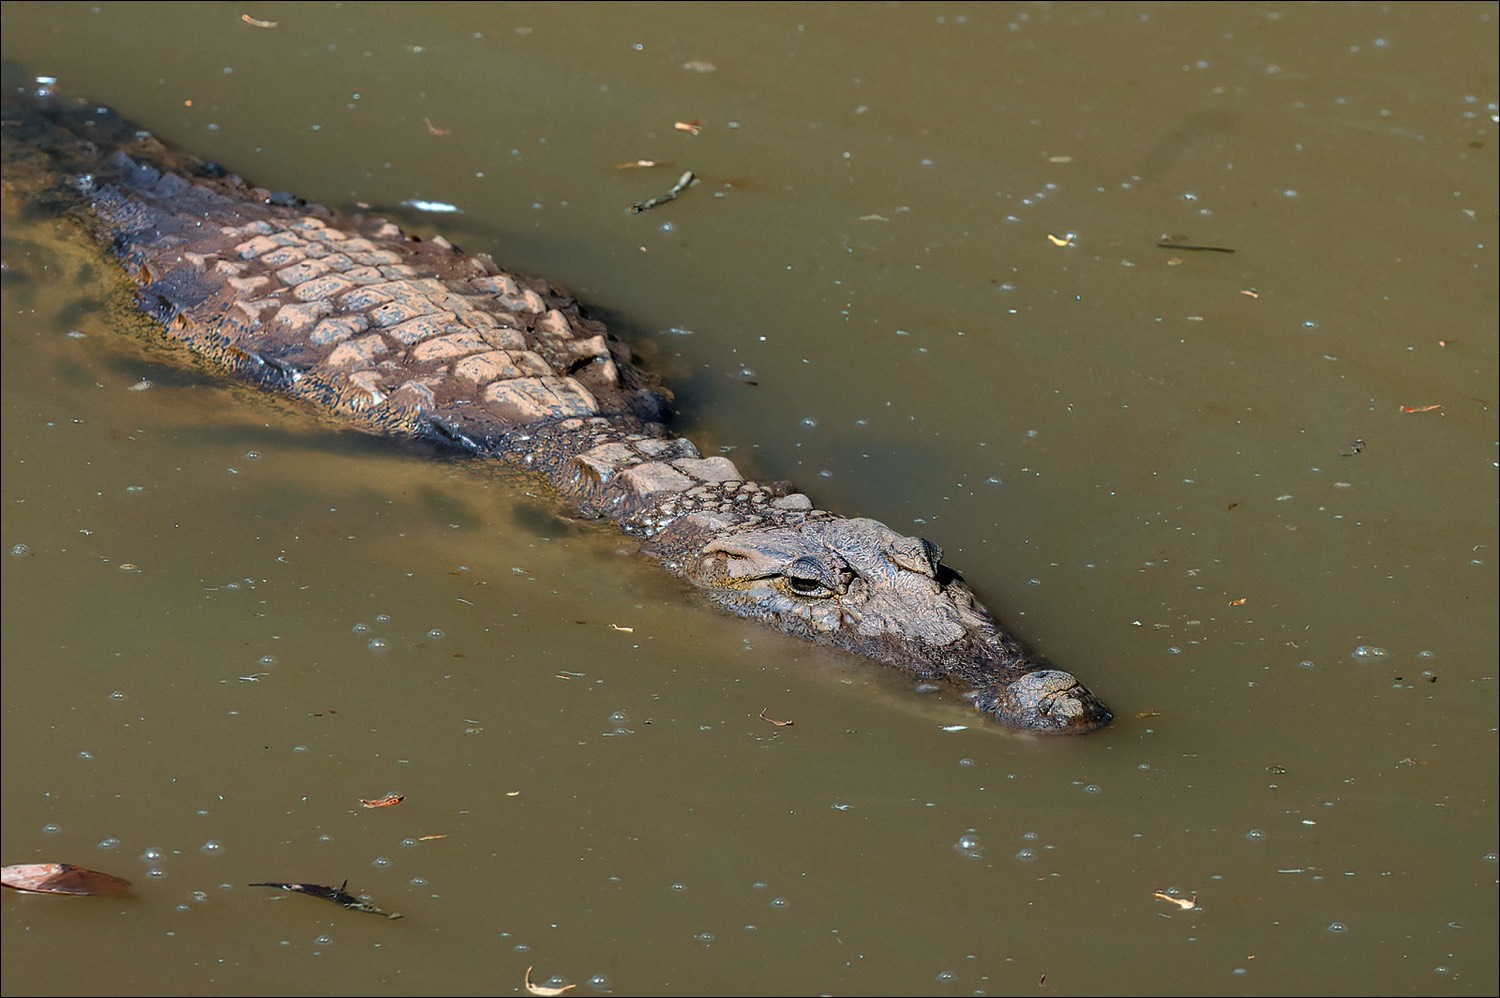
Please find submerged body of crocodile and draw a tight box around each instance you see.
[1,77,1111,734]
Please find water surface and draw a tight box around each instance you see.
[3,4,1496,995]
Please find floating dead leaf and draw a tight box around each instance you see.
[240,13,278,28]
[1399,404,1442,414]
[360,793,405,808]
[674,120,702,135]
[614,159,661,170]
[423,117,452,137]
[609,623,635,633]
[525,966,576,995]
[2,862,131,896]
[1153,891,1197,911]
[417,834,447,841]
[1240,289,1259,299]
[759,708,794,727]
[1229,597,1247,607]
[1047,233,1074,247]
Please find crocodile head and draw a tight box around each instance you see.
[676,516,1111,734]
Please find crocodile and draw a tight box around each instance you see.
[0,76,1111,734]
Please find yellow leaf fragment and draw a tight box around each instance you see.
[1154,891,1197,911]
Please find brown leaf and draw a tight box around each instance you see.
[2,863,131,896]
[360,793,405,808]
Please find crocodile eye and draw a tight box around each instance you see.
[779,555,846,599]
[784,574,832,597]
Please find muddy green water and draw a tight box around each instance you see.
[2,3,1495,996]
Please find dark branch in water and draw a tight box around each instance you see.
[630,170,696,213]
[249,879,402,919]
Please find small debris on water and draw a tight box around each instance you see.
[1156,240,1236,253]
[360,793,405,809]
[249,879,401,919]
[525,966,576,995]
[1153,891,1197,911]
[629,171,696,214]
[240,14,278,29]
[673,120,702,135]
[759,708,794,727]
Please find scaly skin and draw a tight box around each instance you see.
[1,74,1111,734]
